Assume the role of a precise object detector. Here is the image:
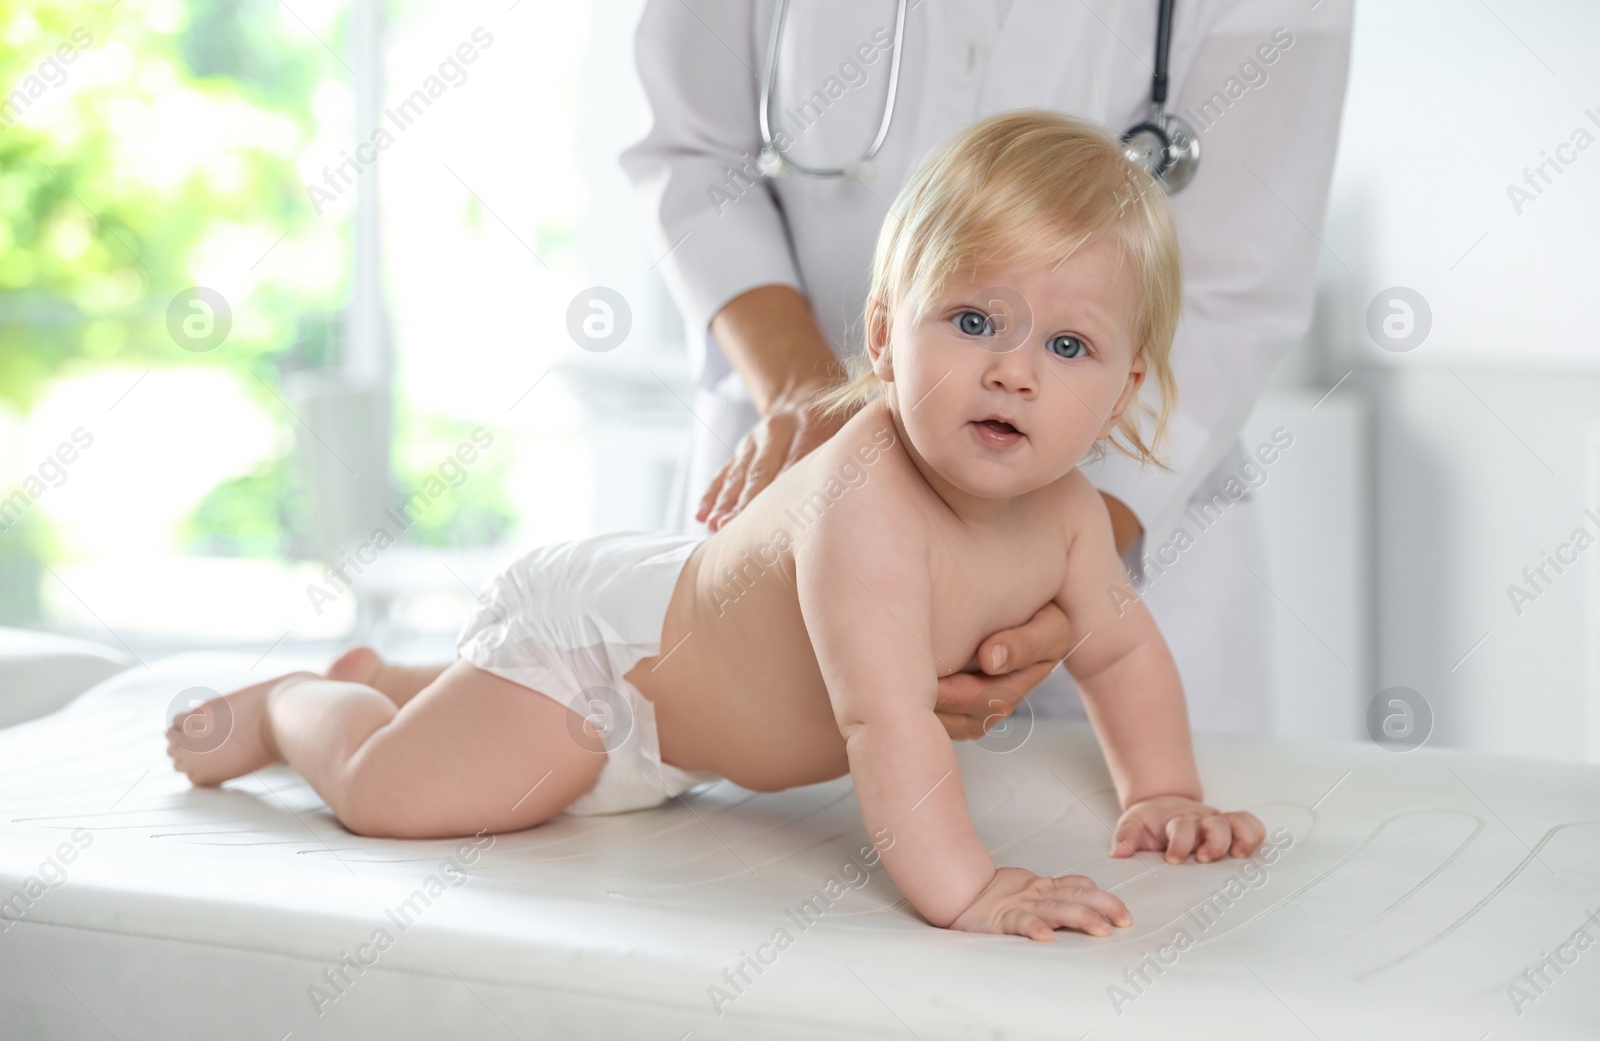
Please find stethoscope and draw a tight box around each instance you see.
[756,0,1200,193]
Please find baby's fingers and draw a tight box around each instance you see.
[1111,816,1157,858]
[1196,815,1232,863]
[1000,908,1058,943]
[1036,899,1120,937]
[1058,882,1132,928]
[1164,816,1198,863]
[1225,811,1268,857]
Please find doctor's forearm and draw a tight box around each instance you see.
[709,285,846,415]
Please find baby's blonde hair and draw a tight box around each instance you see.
[818,109,1182,471]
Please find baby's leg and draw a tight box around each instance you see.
[171,661,606,839]
[326,646,447,708]
[278,660,607,838]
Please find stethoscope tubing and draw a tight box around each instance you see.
[758,0,911,178]
[757,0,1195,191]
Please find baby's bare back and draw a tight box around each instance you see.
[629,402,1077,792]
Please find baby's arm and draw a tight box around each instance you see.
[1054,473,1266,862]
[797,498,1128,939]
[796,505,989,925]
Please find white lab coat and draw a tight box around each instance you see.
[620,0,1353,735]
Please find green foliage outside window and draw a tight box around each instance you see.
[0,0,519,627]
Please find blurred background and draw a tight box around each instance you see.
[1,0,1596,762]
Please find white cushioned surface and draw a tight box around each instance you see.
[2,654,1597,1040]
[0,627,132,728]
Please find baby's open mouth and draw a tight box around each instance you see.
[970,418,1024,446]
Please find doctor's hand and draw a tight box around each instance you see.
[934,491,1140,739]
[698,380,858,531]
[936,600,1073,741]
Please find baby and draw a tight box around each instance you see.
[169,110,1265,942]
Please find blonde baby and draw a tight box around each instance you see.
[169,110,1265,942]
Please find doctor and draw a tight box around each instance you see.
[620,0,1352,736]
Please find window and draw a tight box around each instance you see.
[0,0,687,654]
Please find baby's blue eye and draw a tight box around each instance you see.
[952,310,992,336]
[1048,334,1088,359]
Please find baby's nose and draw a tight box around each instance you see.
[981,347,1039,393]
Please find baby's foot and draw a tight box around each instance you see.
[327,645,445,708]
[165,673,310,787]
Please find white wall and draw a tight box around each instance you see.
[1266,0,1600,761]
[1242,390,1371,746]
[1367,371,1600,761]
[570,0,695,533]
[1322,0,1600,371]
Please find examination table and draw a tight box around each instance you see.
[2,653,1596,1039]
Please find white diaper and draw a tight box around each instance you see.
[454,529,723,816]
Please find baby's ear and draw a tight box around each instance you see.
[1105,352,1147,430]
[865,297,895,382]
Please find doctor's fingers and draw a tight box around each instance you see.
[934,660,1046,726]
[977,599,1072,675]
[696,431,754,522]
[931,671,1029,741]
[694,466,730,523]
[710,406,816,527]
[702,432,761,528]
[729,416,803,516]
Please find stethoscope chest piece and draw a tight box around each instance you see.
[1119,0,1200,194]
[1121,111,1199,194]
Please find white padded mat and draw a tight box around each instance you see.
[2,654,1597,1039]
[0,626,132,728]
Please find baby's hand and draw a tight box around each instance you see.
[949,867,1132,942]
[1111,796,1266,864]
